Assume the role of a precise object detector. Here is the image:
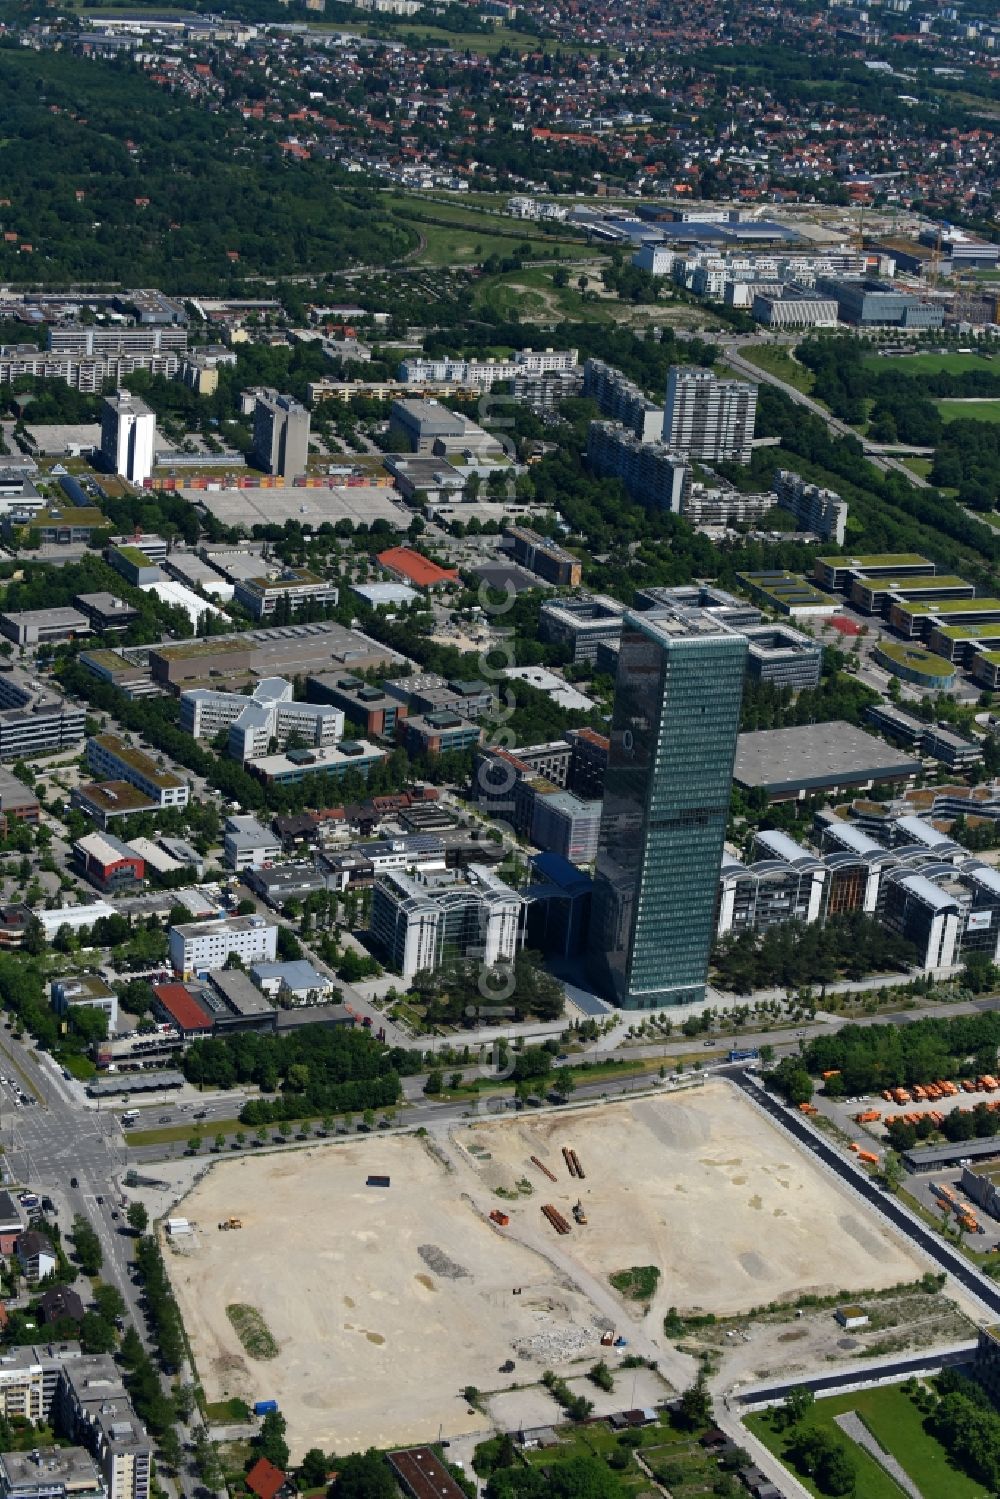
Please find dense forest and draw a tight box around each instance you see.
[787,1009,1000,1094]
[181,1024,406,1123]
[0,47,414,288]
[796,338,1000,516]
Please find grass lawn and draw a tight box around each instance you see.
[901,456,934,479]
[126,1117,245,1147]
[413,222,550,267]
[863,352,997,376]
[204,1397,251,1423]
[747,1385,988,1499]
[311,18,553,52]
[740,344,816,394]
[56,1052,96,1081]
[474,263,620,324]
[379,194,595,266]
[937,399,1000,424]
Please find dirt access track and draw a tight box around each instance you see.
[166,1083,924,1457]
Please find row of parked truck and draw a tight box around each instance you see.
[931,1182,984,1235]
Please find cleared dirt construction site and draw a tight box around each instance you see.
[456,1085,923,1319]
[166,1083,924,1456]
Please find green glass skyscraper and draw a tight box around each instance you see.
[588,606,747,1009]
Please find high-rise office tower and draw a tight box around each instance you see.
[662,367,757,464]
[252,389,311,478]
[100,390,155,486]
[588,606,747,1009]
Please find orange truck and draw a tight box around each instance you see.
[857,1150,880,1164]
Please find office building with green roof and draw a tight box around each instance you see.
[813,553,935,593]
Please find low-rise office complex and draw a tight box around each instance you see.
[0,668,85,761]
[371,864,523,979]
[251,739,386,787]
[233,568,337,621]
[148,620,404,691]
[505,527,582,587]
[742,625,823,689]
[223,814,282,872]
[539,595,627,663]
[865,703,983,769]
[86,735,188,809]
[169,914,278,978]
[813,553,936,593]
[0,608,90,648]
[383,673,492,721]
[397,712,482,758]
[180,677,344,762]
[890,595,1000,642]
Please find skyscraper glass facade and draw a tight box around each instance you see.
[588,608,747,1008]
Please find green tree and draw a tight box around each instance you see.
[678,1378,713,1430]
[79,1311,116,1354]
[194,1430,225,1491]
[158,1428,182,1473]
[330,1451,396,1499]
[781,1386,815,1429]
[298,1449,328,1488]
[93,1283,125,1323]
[127,1202,148,1235]
[880,1149,905,1193]
[255,1410,290,1469]
[71,1214,103,1276]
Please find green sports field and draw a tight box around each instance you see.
[937,399,1000,424]
[863,352,998,376]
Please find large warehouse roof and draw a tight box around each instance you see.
[734,721,921,796]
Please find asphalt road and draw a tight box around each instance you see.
[731,1343,977,1407]
[0,1027,201,1499]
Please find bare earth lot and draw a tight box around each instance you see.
[166,1085,925,1456]
[455,1086,923,1323]
[167,1138,606,1458]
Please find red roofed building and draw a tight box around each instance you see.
[74,832,145,894]
[376,547,458,591]
[245,1459,287,1499]
[152,983,213,1038]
